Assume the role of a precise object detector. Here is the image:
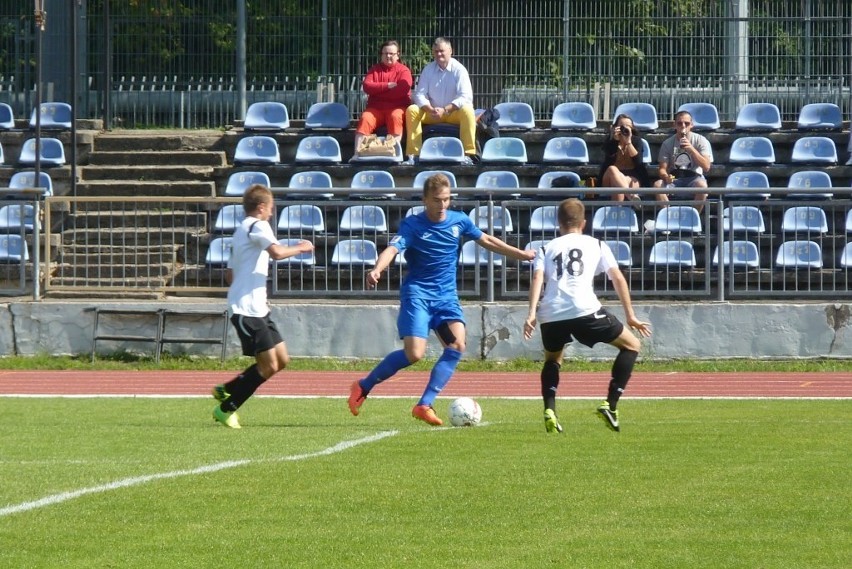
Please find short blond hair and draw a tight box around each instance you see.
[557,198,586,230]
[243,184,272,215]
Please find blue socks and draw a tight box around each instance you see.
[417,348,463,406]
[360,349,412,392]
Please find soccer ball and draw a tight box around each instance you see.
[448,397,482,427]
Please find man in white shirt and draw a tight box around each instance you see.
[405,37,477,163]
[211,184,313,428]
[524,198,651,434]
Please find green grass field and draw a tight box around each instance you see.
[1,397,849,568]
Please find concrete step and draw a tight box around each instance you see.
[87,150,227,167]
[75,180,217,197]
[47,274,171,289]
[57,244,180,265]
[93,131,225,152]
[61,227,206,245]
[65,210,208,230]
[79,165,216,182]
[51,262,176,279]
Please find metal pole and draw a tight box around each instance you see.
[103,0,111,130]
[71,0,78,198]
[236,0,247,120]
[33,1,45,301]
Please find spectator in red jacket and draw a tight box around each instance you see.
[353,40,413,157]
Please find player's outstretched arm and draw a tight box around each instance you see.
[607,267,652,338]
[267,239,314,261]
[523,268,544,340]
[366,244,399,289]
[477,234,536,262]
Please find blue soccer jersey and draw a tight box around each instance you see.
[391,209,482,300]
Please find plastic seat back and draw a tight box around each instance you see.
[591,206,639,235]
[654,206,702,234]
[212,204,246,234]
[494,102,535,130]
[459,240,503,266]
[775,240,822,269]
[412,170,457,188]
[839,242,852,269]
[474,171,520,192]
[722,206,766,234]
[275,238,316,266]
[550,102,596,131]
[0,234,29,263]
[234,135,280,165]
[468,205,514,233]
[19,137,66,166]
[339,205,388,233]
[787,170,833,199]
[480,137,527,164]
[613,102,658,131]
[350,170,395,190]
[523,240,551,265]
[797,103,842,131]
[728,137,775,165]
[713,240,760,269]
[419,136,466,164]
[224,171,271,196]
[0,103,13,130]
[604,239,632,267]
[529,206,558,234]
[244,102,290,131]
[29,102,72,130]
[735,103,781,131]
[331,239,378,266]
[790,136,837,165]
[542,137,589,164]
[286,171,334,199]
[677,102,720,131]
[724,171,771,199]
[781,206,829,234]
[7,170,53,198]
[278,204,325,233]
[295,135,342,164]
[205,237,233,266]
[304,102,350,130]
[649,240,696,267]
[537,171,581,189]
[0,204,35,232]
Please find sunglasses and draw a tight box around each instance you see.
[675,121,692,126]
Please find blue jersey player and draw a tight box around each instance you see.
[348,173,535,425]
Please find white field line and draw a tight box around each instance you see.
[0,430,398,519]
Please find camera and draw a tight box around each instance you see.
[616,125,631,137]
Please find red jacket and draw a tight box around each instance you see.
[362,61,412,111]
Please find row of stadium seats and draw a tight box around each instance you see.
[231,132,843,167]
[0,102,73,131]
[0,139,66,167]
[239,100,848,133]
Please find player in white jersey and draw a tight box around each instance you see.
[524,198,651,433]
[211,184,314,428]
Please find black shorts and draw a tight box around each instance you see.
[231,313,284,357]
[540,308,624,352]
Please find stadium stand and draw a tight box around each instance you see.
[541,136,589,164]
[722,205,766,234]
[278,204,325,234]
[304,102,350,130]
[775,240,822,269]
[797,103,842,131]
[724,171,771,200]
[493,102,535,130]
[294,135,342,164]
[649,240,696,268]
[735,103,782,131]
[480,137,527,164]
[781,206,829,235]
[29,102,72,130]
[787,170,833,200]
[0,204,34,232]
[0,234,28,263]
[613,102,658,131]
[244,102,290,131]
[223,171,271,196]
[418,136,466,164]
[331,239,378,266]
[550,102,597,131]
[6,170,53,198]
[728,136,775,165]
[233,135,279,165]
[592,205,639,235]
[286,171,334,200]
[790,136,838,165]
[713,240,760,269]
[338,205,388,233]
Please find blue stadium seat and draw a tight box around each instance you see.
[735,103,781,131]
[233,135,280,165]
[722,205,766,234]
[537,171,582,189]
[677,102,720,131]
[18,137,66,166]
[339,205,388,233]
[244,101,290,131]
[0,204,35,232]
[649,240,696,268]
[654,205,702,234]
[604,239,633,267]
[846,209,852,233]
[787,170,833,200]
[295,135,342,164]
[0,103,13,130]
[613,102,658,131]
[304,102,350,130]
[350,170,396,199]
[528,206,558,234]
[775,240,822,269]
[480,137,527,164]
[331,239,378,267]
[839,242,852,269]
[728,137,775,165]
[724,171,771,200]
[418,136,466,164]
[797,103,842,131]
[640,138,652,164]
[224,171,271,196]
[591,205,639,235]
[286,171,334,199]
[781,206,829,235]
[405,205,425,217]
[205,237,233,267]
[278,204,325,234]
[474,170,520,198]
[0,142,4,165]
[459,240,503,266]
[542,137,589,164]
[275,238,316,267]
[212,204,246,234]
[550,102,596,131]
[7,170,53,198]
[0,234,29,263]
[523,239,551,265]
[494,102,535,130]
[713,240,760,269]
[790,136,837,165]
[468,205,514,233]
[29,102,72,130]
[412,170,457,188]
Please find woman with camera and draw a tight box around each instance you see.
[598,114,658,202]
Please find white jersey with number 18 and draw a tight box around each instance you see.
[532,233,618,324]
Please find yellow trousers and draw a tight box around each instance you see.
[405,104,477,156]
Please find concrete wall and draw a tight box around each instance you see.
[1,300,850,360]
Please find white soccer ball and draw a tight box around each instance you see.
[448,397,482,427]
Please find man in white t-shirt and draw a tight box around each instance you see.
[524,198,651,434]
[211,184,314,428]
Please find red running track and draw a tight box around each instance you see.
[0,370,848,398]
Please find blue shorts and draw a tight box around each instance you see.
[397,297,465,339]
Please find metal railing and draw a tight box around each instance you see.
[25,190,852,301]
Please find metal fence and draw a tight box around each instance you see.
[1,0,849,127]
[24,191,852,301]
